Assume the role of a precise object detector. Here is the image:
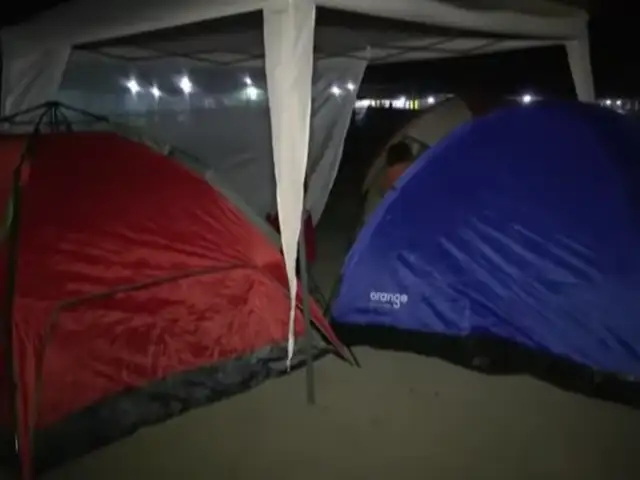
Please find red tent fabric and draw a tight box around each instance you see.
[0,132,346,478]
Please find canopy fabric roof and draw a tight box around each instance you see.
[0,0,594,374]
[2,0,587,48]
[3,2,587,66]
[77,12,562,67]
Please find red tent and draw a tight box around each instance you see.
[0,129,346,477]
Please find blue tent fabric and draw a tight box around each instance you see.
[332,101,640,378]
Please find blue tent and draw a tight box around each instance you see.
[333,101,640,379]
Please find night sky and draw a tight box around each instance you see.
[1,0,636,98]
[364,1,638,98]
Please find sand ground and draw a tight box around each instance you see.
[43,348,640,480]
[36,131,640,479]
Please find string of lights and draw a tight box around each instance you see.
[124,74,196,98]
[119,75,639,115]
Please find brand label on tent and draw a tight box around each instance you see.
[369,291,408,309]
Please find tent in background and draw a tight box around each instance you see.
[333,101,640,389]
[361,96,474,219]
[361,93,519,221]
[0,104,347,476]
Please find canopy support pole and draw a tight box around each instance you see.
[297,216,315,405]
[565,28,595,102]
[263,0,316,375]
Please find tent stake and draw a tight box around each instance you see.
[297,216,315,405]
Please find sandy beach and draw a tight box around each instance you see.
[40,347,640,480]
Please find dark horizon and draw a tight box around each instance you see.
[363,2,638,99]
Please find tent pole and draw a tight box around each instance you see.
[0,103,49,125]
[1,107,51,478]
[2,168,22,478]
[297,215,315,405]
[3,150,35,478]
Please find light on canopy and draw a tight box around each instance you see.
[521,93,533,105]
[246,85,259,101]
[178,75,193,95]
[244,76,253,86]
[125,77,141,95]
[330,85,342,96]
[346,81,356,92]
[150,85,162,99]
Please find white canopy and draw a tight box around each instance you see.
[1,0,594,365]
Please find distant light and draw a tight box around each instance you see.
[125,77,141,95]
[346,81,356,92]
[604,99,612,106]
[150,85,162,99]
[178,75,193,95]
[331,85,342,96]
[355,99,372,109]
[616,99,623,106]
[244,76,253,86]
[427,96,436,105]
[521,93,533,105]
[391,96,408,109]
[246,85,259,101]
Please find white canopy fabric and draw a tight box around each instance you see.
[1,0,594,366]
[55,53,366,222]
